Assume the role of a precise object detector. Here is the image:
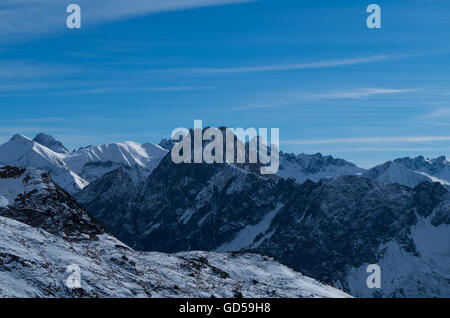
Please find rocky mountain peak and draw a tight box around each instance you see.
[33,133,69,154]
[9,133,32,144]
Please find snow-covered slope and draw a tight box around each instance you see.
[0,135,87,194]
[364,161,431,188]
[345,218,450,297]
[277,152,365,183]
[0,216,349,298]
[64,141,168,183]
[365,161,450,189]
[0,165,349,298]
[0,166,53,207]
[394,156,450,183]
[0,134,169,193]
[0,166,103,239]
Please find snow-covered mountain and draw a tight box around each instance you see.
[76,155,450,298]
[364,161,432,188]
[0,134,88,194]
[0,165,349,298]
[63,141,168,183]
[277,152,365,183]
[1,132,449,298]
[277,153,450,190]
[364,160,450,189]
[33,133,69,154]
[394,156,450,183]
[0,133,168,193]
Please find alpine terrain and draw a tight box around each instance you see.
[0,165,350,298]
[0,134,168,194]
[1,132,449,298]
[77,150,450,298]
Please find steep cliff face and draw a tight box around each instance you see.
[256,177,450,297]
[77,156,298,251]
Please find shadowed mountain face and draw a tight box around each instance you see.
[33,133,69,154]
[76,155,450,298]
[76,155,298,251]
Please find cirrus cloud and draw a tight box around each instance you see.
[0,0,255,41]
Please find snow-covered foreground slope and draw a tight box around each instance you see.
[0,216,349,298]
[0,134,168,193]
[0,165,349,298]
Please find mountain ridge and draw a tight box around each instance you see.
[0,164,350,298]
[76,155,450,297]
[0,133,168,193]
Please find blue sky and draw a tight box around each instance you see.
[1,0,450,167]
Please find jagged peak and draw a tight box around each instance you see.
[32,133,69,154]
[395,155,448,165]
[434,155,447,163]
[33,132,57,143]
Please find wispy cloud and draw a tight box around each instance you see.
[0,60,80,79]
[0,68,213,96]
[282,136,450,145]
[132,86,214,92]
[0,117,65,123]
[305,88,416,100]
[0,0,254,41]
[307,147,450,153]
[176,54,411,74]
[231,87,415,111]
[422,108,450,119]
[231,100,294,111]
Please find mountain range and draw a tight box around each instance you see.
[0,132,449,298]
[0,165,349,298]
[0,134,168,194]
[76,151,450,298]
